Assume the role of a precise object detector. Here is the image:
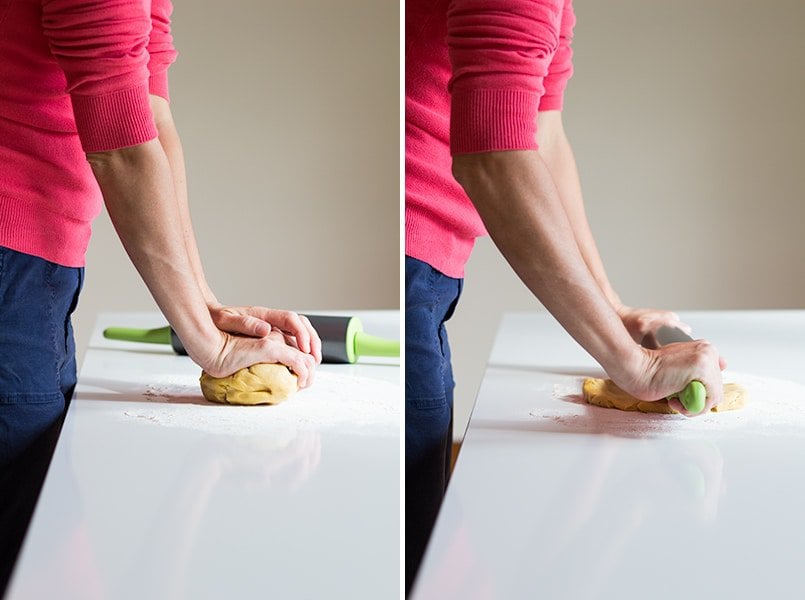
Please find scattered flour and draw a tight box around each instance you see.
[529,371,805,438]
[119,371,399,437]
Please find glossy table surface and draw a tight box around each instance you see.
[8,311,400,600]
[413,310,805,600]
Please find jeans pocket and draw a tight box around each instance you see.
[406,393,451,458]
[0,391,66,405]
[408,394,447,411]
[0,392,65,467]
[66,267,84,317]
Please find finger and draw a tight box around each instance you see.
[270,343,315,389]
[217,310,271,337]
[239,315,270,337]
[668,385,711,417]
[283,333,299,350]
[664,311,692,333]
[302,352,316,387]
[718,356,728,371]
[704,379,724,412]
[253,332,309,387]
[300,315,322,364]
[667,397,692,417]
[262,310,312,355]
[650,311,690,334]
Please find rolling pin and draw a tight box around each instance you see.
[653,325,707,414]
[103,314,399,364]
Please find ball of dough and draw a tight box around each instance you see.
[583,377,747,414]
[200,363,298,406]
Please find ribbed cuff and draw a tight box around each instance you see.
[70,82,158,152]
[149,71,171,102]
[450,89,539,155]
[538,93,564,112]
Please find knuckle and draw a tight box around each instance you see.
[693,341,712,360]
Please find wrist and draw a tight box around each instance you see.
[169,312,222,367]
[610,297,627,316]
[604,345,651,391]
[202,287,219,309]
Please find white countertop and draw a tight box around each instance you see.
[413,310,805,600]
[7,311,400,600]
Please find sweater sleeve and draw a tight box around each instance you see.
[41,0,158,152]
[539,0,575,111]
[447,0,566,155]
[147,0,178,101]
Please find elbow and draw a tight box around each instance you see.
[451,151,517,199]
[85,148,117,170]
[450,154,471,188]
[85,139,159,172]
[451,152,492,193]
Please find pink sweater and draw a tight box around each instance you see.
[406,0,576,278]
[0,0,177,267]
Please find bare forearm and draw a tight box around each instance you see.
[149,95,218,306]
[453,150,642,383]
[536,112,622,309]
[87,139,219,365]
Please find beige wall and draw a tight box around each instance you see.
[73,0,399,361]
[448,0,805,438]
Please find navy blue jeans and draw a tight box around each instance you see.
[405,256,462,594]
[0,246,83,592]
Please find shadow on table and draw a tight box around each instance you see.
[75,377,208,406]
[86,345,175,357]
[486,363,606,379]
[473,404,699,440]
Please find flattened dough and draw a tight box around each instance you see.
[200,363,298,406]
[583,378,747,414]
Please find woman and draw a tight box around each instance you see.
[405,0,725,592]
[0,0,321,589]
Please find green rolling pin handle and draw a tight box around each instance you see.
[303,315,399,364]
[677,380,707,414]
[103,326,188,355]
[103,326,172,345]
[353,331,400,359]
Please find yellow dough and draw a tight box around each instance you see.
[200,363,298,406]
[582,378,747,414]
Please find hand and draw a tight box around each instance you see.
[615,340,725,417]
[616,305,692,348]
[616,304,728,371]
[208,304,322,364]
[199,329,317,387]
